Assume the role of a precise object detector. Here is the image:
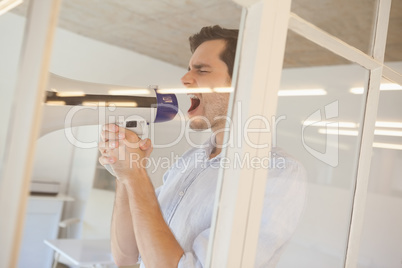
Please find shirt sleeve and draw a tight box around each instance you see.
[177,159,306,268]
[177,228,210,268]
[254,157,307,268]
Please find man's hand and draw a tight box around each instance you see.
[98,123,153,181]
[100,124,184,267]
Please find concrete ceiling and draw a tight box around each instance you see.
[12,0,402,69]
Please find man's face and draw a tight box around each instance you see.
[181,39,231,131]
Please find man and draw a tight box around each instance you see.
[98,25,305,268]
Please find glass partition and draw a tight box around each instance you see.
[356,77,402,268]
[17,0,243,267]
[8,0,397,267]
[274,31,370,268]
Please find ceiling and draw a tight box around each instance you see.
[11,0,402,69]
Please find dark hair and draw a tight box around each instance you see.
[189,25,239,78]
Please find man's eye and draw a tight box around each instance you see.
[198,70,209,73]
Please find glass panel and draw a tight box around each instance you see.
[357,77,402,268]
[38,0,241,224]
[291,0,378,60]
[384,0,402,74]
[0,5,28,178]
[273,32,370,268]
[19,0,243,267]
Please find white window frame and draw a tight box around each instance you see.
[0,0,61,267]
[206,0,292,267]
[208,0,400,267]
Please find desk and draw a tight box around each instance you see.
[44,239,115,267]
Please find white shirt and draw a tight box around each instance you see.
[140,138,306,268]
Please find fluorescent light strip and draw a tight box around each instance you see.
[82,101,138,107]
[374,129,402,137]
[278,89,327,96]
[350,83,402,94]
[157,87,233,94]
[350,87,364,94]
[157,87,326,95]
[213,87,234,93]
[45,101,66,106]
[381,83,402,90]
[108,89,151,95]
[319,128,402,137]
[303,120,357,128]
[305,121,402,129]
[157,88,213,94]
[375,121,402,128]
[108,102,138,107]
[0,0,23,16]
[373,142,402,151]
[56,91,85,97]
[318,129,359,136]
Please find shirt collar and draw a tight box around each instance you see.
[201,134,222,161]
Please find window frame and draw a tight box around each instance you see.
[208,0,400,267]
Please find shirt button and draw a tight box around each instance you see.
[179,191,184,196]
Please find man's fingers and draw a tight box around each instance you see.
[139,138,152,150]
[102,123,120,132]
[100,123,125,142]
[101,129,125,142]
[139,138,153,158]
[98,141,119,152]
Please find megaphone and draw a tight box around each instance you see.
[40,73,190,137]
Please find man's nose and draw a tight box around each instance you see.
[181,71,194,87]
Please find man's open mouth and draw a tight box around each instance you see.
[188,94,200,113]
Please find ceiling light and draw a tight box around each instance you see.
[381,83,402,90]
[107,102,138,107]
[56,91,85,97]
[157,88,213,94]
[213,87,234,93]
[108,89,150,95]
[350,87,364,94]
[303,121,357,128]
[374,129,402,137]
[278,89,327,96]
[157,87,233,94]
[318,128,402,137]
[0,0,23,16]
[373,142,402,151]
[375,121,402,128]
[318,129,358,136]
[350,83,402,94]
[45,101,66,106]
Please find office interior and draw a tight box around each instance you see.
[0,0,401,267]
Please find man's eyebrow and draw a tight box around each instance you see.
[188,64,212,71]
